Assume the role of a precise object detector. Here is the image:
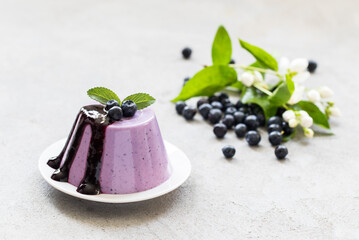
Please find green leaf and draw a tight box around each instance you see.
[269,82,291,106]
[239,39,278,71]
[87,87,121,105]
[172,65,237,102]
[212,26,232,65]
[241,87,277,119]
[286,74,295,94]
[229,81,243,90]
[124,93,156,110]
[296,101,330,129]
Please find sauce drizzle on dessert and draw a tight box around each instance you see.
[47,105,113,195]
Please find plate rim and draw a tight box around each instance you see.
[39,139,191,203]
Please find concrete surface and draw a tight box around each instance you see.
[0,0,359,239]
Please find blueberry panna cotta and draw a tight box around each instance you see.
[221,115,235,129]
[208,108,222,124]
[197,98,209,109]
[108,106,123,121]
[121,100,137,117]
[175,101,187,115]
[245,130,261,146]
[105,100,120,111]
[267,116,282,126]
[268,131,283,146]
[211,101,224,110]
[234,123,247,138]
[182,106,197,120]
[307,60,318,73]
[182,47,192,59]
[244,115,259,130]
[268,124,282,133]
[233,111,245,124]
[222,145,236,159]
[198,103,212,119]
[275,145,288,160]
[213,123,227,138]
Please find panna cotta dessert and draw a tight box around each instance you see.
[47,88,170,195]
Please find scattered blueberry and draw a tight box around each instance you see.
[267,116,282,126]
[233,111,245,124]
[213,123,227,138]
[208,95,219,103]
[256,113,265,126]
[108,106,123,121]
[268,131,282,146]
[268,123,282,133]
[222,145,236,158]
[275,145,288,160]
[225,107,237,115]
[218,92,229,101]
[282,121,294,137]
[234,123,247,138]
[182,106,197,120]
[175,101,187,115]
[235,100,243,109]
[121,100,137,117]
[182,47,192,59]
[183,77,190,86]
[244,115,259,130]
[208,108,222,124]
[276,107,286,117]
[245,130,261,146]
[211,101,224,110]
[105,99,120,111]
[238,106,249,114]
[221,115,235,129]
[198,103,212,119]
[223,102,235,110]
[229,59,235,64]
[221,98,231,106]
[307,60,317,73]
[197,98,209,108]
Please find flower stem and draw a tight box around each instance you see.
[253,83,273,96]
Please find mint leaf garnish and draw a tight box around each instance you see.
[124,93,156,110]
[172,65,237,102]
[87,87,121,105]
[295,101,331,129]
[239,39,278,71]
[212,25,232,65]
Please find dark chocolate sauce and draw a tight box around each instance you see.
[47,105,113,195]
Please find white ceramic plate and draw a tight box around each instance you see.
[39,139,191,203]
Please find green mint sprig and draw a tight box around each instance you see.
[172,25,338,139]
[87,87,155,110]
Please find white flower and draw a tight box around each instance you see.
[253,71,263,82]
[289,118,298,128]
[292,71,310,83]
[264,74,280,87]
[279,57,290,73]
[282,110,296,122]
[307,89,321,103]
[304,128,314,138]
[329,106,341,117]
[300,116,313,128]
[288,84,305,105]
[241,72,254,87]
[289,58,309,73]
[318,86,334,98]
[299,110,309,118]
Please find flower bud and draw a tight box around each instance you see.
[289,118,298,128]
[253,71,263,82]
[300,116,313,128]
[329,106,341,117]
[279,57,290,72]
[282,110,296,122]
[292,71,310,83]
[241,72,254,87]
[299,110,309,118]
[307,89,321,103]
[288,85,304,105]
[304,128,314,138]
[289,58,309,73]
[318,86,334,98]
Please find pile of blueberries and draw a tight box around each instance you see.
[175,92,292,160]
[105,100,138,121]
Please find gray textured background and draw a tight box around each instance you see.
[1,0,359,239]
